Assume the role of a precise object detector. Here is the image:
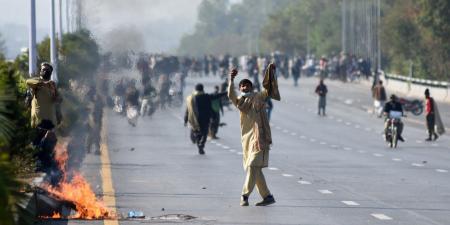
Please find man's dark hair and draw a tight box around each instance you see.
[41,62,53,73]
[425,88,430,97]
[390,94,397,101]
[195,83,204,91]
[239,79,253,87]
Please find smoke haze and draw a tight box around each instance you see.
[83,0,203,53]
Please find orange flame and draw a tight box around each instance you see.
[42,142,116,220]
[51,212,61,219]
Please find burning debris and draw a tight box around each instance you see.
[40,142,116,220]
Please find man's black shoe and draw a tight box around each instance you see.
[398,136,405,142]
[198,146,205,155]
[255,195,275,206]
[433,134,439,141]
[240,195,249,206]
[425,138,432,142]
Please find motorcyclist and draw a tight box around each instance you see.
[383,94,405,142]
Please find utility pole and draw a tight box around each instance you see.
[29,0,37,76]
[50,0,59,83]
[66,0,70,33]
[342,0,346,53]
[58,0,63,43]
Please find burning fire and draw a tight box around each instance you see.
[42,142,116,220]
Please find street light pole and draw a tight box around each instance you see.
[29,0,37,77]
[58,0,63,43]
[50,0,59,83]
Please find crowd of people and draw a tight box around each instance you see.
[24,51,446,206]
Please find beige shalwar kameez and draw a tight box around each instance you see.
[26,78,59,128]
[228,63,280,198]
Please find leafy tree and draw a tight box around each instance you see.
[261,0,341,55]
[37,29,100,86]
[0,33,6,60]
[178,0,294,56]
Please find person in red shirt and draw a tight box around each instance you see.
[425,89,438,141]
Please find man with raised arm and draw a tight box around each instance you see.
[228,63,280,206]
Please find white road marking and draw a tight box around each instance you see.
[354,125,361,129]
[291,132,297,136]
[416,140,423,144]
[229,149,236,153]
[282,129,289,133]
[371,214,393,220]
[337,119,343,122]
[318,189,333,194]
[436,169,448,173]
[345,122,352,126]
[298,181,311,185]
[392,158,403,162]
[358,150,366,154]
[309,138,316,142]
[344,147,352,151]
[300,135,307,139]
[412,163,424,167]
[268,167,279,171]
[320,142,327,145]
[211,140,217,144]
[282,173,293,177]
[341,201,360,206]
[222,146,230,149]
[216,143,222,146]
[344,99,353,105]
[373,153,384,157]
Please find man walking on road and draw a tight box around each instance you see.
[315,79,328,116]
[424,89,445,141]
[228,63,280,206]
[185,84,226,154]
[372,80,387,118]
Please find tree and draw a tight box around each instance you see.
[0,33,6,60]
[261,0,341,55]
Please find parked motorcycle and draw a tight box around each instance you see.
[398,98,423,116]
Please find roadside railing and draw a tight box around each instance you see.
[385,73,449,89]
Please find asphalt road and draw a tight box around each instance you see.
[39,74,450,225]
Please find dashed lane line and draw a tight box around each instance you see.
[436,169,448,173]
[341,201,360,206]
[268,167,279,171]
[318,190,333,194]
[371,213,393,220]
[298,181,312,185]
[392,158,403,162]
[282,173,293,177]
[412,163,425,167]
[373,153,384,157]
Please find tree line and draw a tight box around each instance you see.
[178,0,450,81]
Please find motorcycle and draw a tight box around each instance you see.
[398,97,423,116]
[385,117,401,148]
[385,111,404,148]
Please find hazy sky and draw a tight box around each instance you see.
[0,0,202,57]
